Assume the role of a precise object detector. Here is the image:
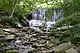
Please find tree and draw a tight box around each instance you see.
[50,0,80,45]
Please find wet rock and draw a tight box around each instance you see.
[32,34,37,36]
[53,42,72,53]
[3,28,18,33]
[15,40,21,43]
[39,36,48,39]
[0,35,5,38]
[15,33,23,36]
[76,46,80,53]
[36,43,46,47]
[41,50,46,53]
[0,24,3,28]
[46,43,54,47]
[1,27,77,53]
[16,23,22,28]
[0,49,4,53]
[21,27,28,32]
[30,38,38,42]
[38,39,46,44]
[65,48,77,53]
[5,35,15,39]
[28,47,36,52]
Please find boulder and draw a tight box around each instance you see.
[53,42,72,53]
[76,46,80,53]
[3,28,18,33]
[5,35,15,39]
[65,48,77,53]
[15,40,21,43]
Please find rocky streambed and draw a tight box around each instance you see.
[0,27,79,53]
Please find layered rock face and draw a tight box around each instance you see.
[0,27,78,53]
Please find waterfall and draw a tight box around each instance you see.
[57,8,64,22]
[32,14,37,20]
[50,11,57,22]
[41,9,46,17]
[30,8,64,33]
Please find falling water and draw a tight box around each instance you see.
[41,9,46,17]
[57,8,64,22]
[50,10,57,22]
[30,8,64,32]
[32,14,37,20]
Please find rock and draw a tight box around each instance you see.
[15,33,23,36]
[43,32,50,34]
[56,25,73,30]
[0,35,5,38]
[30,38,37,42]
[39,36,48,39]
[3,29,11,32]
[36,43,46,47]
[38,39,46,44]
[15,40,21,43]
[16,23,22,28]
[65,48,77,53]
[5,35,15,39]
[28,35,33,38]
[0,24,3,28]
[46,43,54,47]
[53,42,72,53]
[42,51,46,53]
[3,28,18,33]
[21,27,28,32]
[76,46,80,53]
[0,49,4,53]
[28,47,36,52]
[4,32,10,35]
[32,34,37,36]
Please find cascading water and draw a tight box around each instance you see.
[32,14,37,20]
[56,8,64,22]
[46,10,57,32]
[29,8,64,32]
[50,11,57,22]
[29,9,46,31]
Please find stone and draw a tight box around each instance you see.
[38,39,46,44]
[42,51,46,53]
[15,33,23,36]
[39,36,48,39]
[4,32,10,35]
[16,23,22,28]
[36,43,46,47]
[56,25,73,30]
[30,38,37,42]
[15,40,21,43]
[5,35,15,39]
[21,27,28,32]
[0,49,4,53]
[65,48,77,53]
[53,42,72,52]
[76,46,80,53]
[3,28,18,33]
[32,34,37,36]
[0,35,5,38]
[3,29,11,32]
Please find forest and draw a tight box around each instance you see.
[0,0,80,53]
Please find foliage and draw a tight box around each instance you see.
[49,0,80,45]
[0,0,64,27]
